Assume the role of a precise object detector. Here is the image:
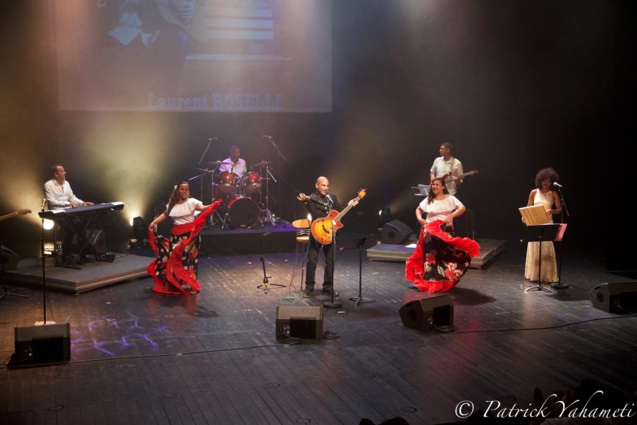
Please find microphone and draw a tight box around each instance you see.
[262,135,272,139]
[208,137,217,141]
[326,194,333,204]
[41,198,47,210]
[552,182,563,189]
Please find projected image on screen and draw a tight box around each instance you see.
[54,0,331,112]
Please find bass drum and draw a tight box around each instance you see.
[226,196,260,228]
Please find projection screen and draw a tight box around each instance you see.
[53,0,331,112]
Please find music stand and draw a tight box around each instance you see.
[411,184,430,197]
[522,224,562,293]
[341,236,376,307]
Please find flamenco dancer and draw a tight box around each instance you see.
[147,181,222,295]
[405,177,480,292]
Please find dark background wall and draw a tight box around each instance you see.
[1,1,633,269]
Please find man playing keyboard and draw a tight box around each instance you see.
[44,164,94,210]
[44,164,94,263]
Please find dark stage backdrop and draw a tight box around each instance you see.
[0,0,631,272]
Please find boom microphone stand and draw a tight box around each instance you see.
[257,232,285,294]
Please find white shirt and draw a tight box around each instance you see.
[219,157,247,177]
[167,198,203,225]
[44,179,84,210]
[419,195,463,226]
[430,156,463,196]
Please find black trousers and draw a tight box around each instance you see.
[305,237,335,290]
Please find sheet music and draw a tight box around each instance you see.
[519,205,551,226]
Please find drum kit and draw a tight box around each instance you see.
[204,160,275,229]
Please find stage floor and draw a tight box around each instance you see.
[1,240,636,425]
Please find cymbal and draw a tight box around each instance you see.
[252,161,273,167]
[207,160,232,165]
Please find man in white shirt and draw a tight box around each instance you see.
[429,142,464,197]
[43,164,94,263]
[44,164,94,210]
[218,145,247,178]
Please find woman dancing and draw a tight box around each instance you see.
[405,178,480,292]
[147,181,222,295]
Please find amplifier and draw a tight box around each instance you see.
[275,306,323,340]
[13,323,71,366]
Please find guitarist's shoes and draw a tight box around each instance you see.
[322,288,339,297]
[303,288,315,297]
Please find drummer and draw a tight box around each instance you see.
[219,145,247,178]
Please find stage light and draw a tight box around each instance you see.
[131,216,148,249]
[43,219,55,230]
[379,207,393,227]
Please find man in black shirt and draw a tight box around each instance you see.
[297,176,341,296]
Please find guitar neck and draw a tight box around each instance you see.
[333,202,355,223]
[0,212,17,222]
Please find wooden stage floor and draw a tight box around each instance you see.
[1,239,636,425]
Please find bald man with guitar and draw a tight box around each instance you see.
[297,177,365,297]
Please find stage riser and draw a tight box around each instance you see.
[366,239,505,269]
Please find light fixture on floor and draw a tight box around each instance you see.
[130,216,148,249]
[378,207,392,227]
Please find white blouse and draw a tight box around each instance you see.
[167,198,202,225]
[419,195,463,225]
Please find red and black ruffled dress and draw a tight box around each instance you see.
[147,199,222,294]
[405,220,480,292]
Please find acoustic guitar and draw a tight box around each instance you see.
[311,189,366,245]
[0,209,31,222]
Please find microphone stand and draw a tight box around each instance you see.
[257,232,285,294]
[36,203,54,325]
[196,137,215,203]
[198,137,214,165]
[551,187,570,290]
[323,199,341,309]
[266,136,287,162]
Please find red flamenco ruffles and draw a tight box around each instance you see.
[405,220,480,292]
[147,199,223,294]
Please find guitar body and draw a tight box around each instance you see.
[311,210,343,245]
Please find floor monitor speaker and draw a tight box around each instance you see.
[12,323,71,366]
[276,306,323,340]
[590,282,637,314]
[381,220,413,245]
[399,294,454,331]
[1,245,21,271]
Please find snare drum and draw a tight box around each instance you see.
[219,172,240,194]
[226,196,260,228]
[243,171,261,193]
